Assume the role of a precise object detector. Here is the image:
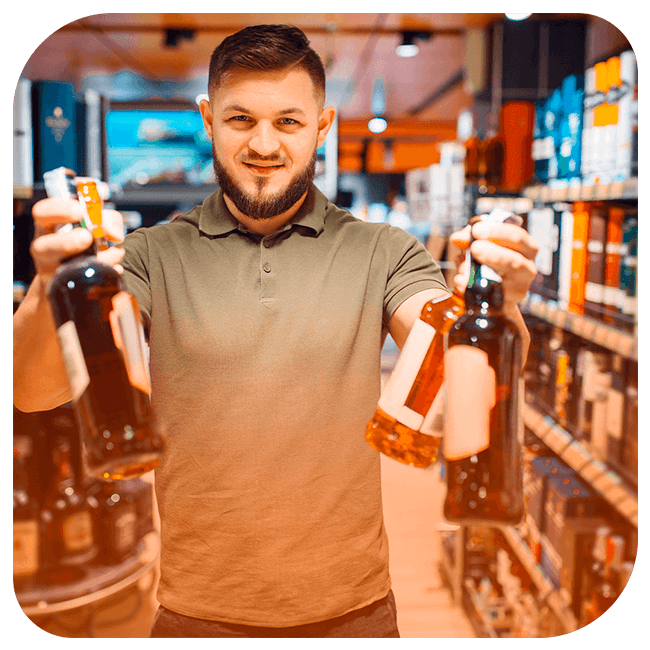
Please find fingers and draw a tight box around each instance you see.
[101,209,126,243]
[450,221,539,307]
[31,198,125,242]
[30,228,94,277]
[450,221,539,262]
[97,245,125,270]
[32,198,85,233]
[471,221,539,262]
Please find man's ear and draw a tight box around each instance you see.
[199,98,214,140]
[316,106,336,148]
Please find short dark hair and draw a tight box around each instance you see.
[207,24,326,105]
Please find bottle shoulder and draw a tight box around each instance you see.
[449,308,521,339]
[48,254,122,291]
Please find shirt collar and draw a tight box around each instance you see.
[198,185,328,238]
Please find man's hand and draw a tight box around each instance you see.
[13,198,127,412]
[449,218,539,368]
[449,219,538,306]
[30,197,126,286]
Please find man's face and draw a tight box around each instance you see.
[200,68,335,221]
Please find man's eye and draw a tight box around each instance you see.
[279,118,298,125]
[230,115,250,122]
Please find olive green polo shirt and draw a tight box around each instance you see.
[120,185,447,627]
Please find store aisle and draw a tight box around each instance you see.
[378,334,474,638]
[381,454,475,638]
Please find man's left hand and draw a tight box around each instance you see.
[449,219,539,307]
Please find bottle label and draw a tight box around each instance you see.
[13,520,39,577]
[110,291,151,394]
[114,506,137,553]
[62,510,93,552]
[443,345,496,460]
[56,320,91,401]
[378,318,436,430]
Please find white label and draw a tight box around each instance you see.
[584,281,604,303]
[114,508,138,553]
[110,291,151,395]
[443,346,496,460]
[378,318,436,422]
[56,321,90,401]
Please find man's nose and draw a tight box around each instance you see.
[248,122,280,157]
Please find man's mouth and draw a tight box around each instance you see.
[243,161,284,174]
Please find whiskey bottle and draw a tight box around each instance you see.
[97,481,139,563]
[41,436,98,576]
[365,290,464,467]
[13,438,41,592]
[44,169,164,481]
[443,211,525,526]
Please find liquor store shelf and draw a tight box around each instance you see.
[523,401,638,529]
[438,523,578,637]
[521,297,637,362]
[18,531,160,617]
[523,177,638,203]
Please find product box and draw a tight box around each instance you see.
[602,207,625,323]
[584,204,608,320]
[619,212,637,331]
[13,78,33,189]
[529,457,574,535]
[532,97,550,183]
[605,354,625,467]
[557,74,584,180]
[557,208,575,311]
[544,473,599,553]
[568,202,590,314]
[575,350,610,446]
[581,66,596,182]
[527,207,557,301]
[614,50,637,181]
[591,60,616,183]
[621,362,638,484]
[31,80,78,183]
[559,516,609,619]
[544,89,563,182]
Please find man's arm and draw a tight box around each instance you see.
[13,199,125,412]
[387,287,450,349]
[13,274,73,412]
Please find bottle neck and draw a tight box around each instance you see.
[52,440,76,489]
[60,238,98,265]
[465,247,505,312]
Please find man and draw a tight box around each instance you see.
[14,24,538,637]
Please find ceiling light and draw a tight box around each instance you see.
[505,13,532,21]
[368,117,388,134]
[396,32,420,58]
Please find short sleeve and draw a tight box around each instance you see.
[382,225,449,326]
[121,230,152,338]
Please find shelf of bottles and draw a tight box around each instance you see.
[13,405,159,617]
[431,46,639,639]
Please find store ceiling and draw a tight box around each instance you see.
[21,13,622,130]
[21,13,507,126]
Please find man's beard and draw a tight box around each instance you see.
[212,144,317,220]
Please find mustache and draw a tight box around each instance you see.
[239,154,286,165]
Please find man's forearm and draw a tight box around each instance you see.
[13,275,72,412]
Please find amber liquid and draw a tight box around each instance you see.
[365,291,464,468]
[48,252,164,481]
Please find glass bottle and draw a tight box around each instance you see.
[365,290,465,467]
[97,481,139,563]
[44,168,164,481]
[443,211,525,526]
[41,436,98,574]
[13,438,41,592]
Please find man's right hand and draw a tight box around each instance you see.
[14,198,127,412]
[30,197,126,286]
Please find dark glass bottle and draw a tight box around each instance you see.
[41,436,98,576]
[45,174,164,481]
[13,439,41,592]
[443,215,524,526]
[97,481,139,563]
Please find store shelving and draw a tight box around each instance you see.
[523,178,638,203]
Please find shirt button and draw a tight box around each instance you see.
[263,239,272,248]
[262,262,271,273]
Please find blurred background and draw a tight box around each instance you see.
[13,12,639,640]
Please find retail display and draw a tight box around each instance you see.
[13,14,637,641]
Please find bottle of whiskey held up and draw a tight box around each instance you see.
[443,210,525,526]
[365,291,464,467]
[44,168,164,481]
[366,208,520,468]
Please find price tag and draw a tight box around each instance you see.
[595,183,611,199]
[581,184,595,200]
[561,439,591,471]
[568,183,582,202]
[610,181,624,198]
